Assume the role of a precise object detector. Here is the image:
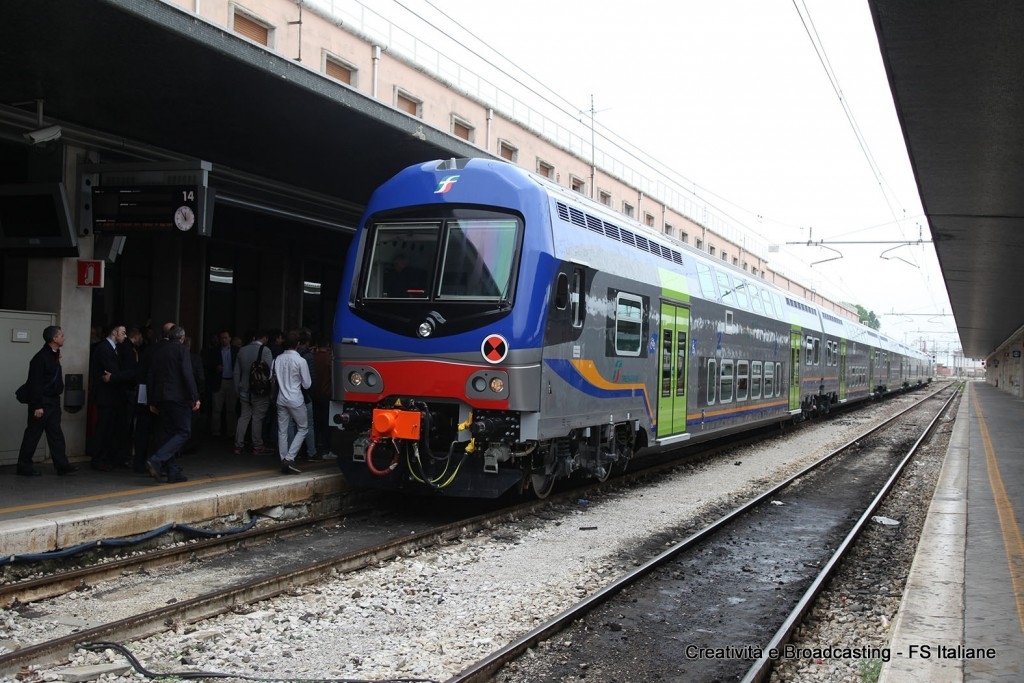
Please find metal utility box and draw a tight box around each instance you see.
[1,310,57,466]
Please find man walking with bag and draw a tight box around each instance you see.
[233,330,274,456]
[15,325,79,476]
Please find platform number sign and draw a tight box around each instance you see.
[481,334,509,364]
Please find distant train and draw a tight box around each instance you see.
[329,158,932,498]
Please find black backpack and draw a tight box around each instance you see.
[248,346,272,397]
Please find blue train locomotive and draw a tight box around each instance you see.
[329,158,932,497]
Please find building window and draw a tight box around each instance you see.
[644,212,655,228]
[622,201,634,218]
[396,89,422,117]
[570,176,586,194]
[233,9,271,46]
[599,190,612,207]
[324,55,356,86]
[537,159,554,179]
[695,238,703,250]
[733,257,739,266]
[680,231,688,244]
[451,115,474,142]
[663,223,674,239]
[498,140,517,162]
[742,261,749,271]
[708,245,716,257]
[721,251,728,261]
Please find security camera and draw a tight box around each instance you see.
[23,125,62,144]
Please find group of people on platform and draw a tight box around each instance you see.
[14,322,334,481]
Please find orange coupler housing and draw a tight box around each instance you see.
[371,408,421,441]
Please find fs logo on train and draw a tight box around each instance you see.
[481,334,509,364]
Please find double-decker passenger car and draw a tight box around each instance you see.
[329,158,932,497]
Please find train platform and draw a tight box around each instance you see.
[0,439,348,563]
[881,380,1024,682]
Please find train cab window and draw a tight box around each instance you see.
[737,360,749,401]
[614,293,643,356]
[720,360,734,403]
[365,222,439,298]
[571,268,585,328]
[707,359,717,405]
[439,219,517,299]
[554,272,569,310]
[775,362,783,396]
[762,361,772,397]
[751,361,762,399]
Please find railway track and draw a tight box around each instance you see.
[1,385,944,680]
[451,384,957,682]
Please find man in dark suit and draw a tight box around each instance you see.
[15,325,78,476]
[89,323,129,471]
[146,324,200,483]
[203,329,238,437]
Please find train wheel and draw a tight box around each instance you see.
[530,443,557,499]
[593,454,612,482]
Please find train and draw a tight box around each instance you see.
[328,158,933,498]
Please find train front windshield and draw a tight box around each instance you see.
[362,216,520,302]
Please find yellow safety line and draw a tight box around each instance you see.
[975,392,1024,638]
[0,466,325,516]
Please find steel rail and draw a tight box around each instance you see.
[443,384,954,683]
[0,499,550,678]
[0,510,353,609]
[738,384,960,683]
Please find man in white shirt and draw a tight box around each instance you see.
[272,330,311,473]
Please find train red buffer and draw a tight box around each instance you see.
[371,408,421,441]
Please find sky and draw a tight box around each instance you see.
[350,0,964,363]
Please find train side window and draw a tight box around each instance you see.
[812,338,821,365]
[825,341,833,367]
[750,286,764,315]
[716,270,735,306]
[696,263,718,300]
[731,276,750,310]
[554,272,569,310]
[775,362,783,396]
[762,361,772,397]
[571,269,584,328]
[805,337,814,365]
[720,359,734,403]
[707,359,717,405]
[661,329,673,397]
[736,360,749,400]
[614,293,643,357]
[751,361,763,399]
[676,332,686,397]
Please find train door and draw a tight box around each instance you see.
[789,331,802,412]
[839,340,847,401]
[656,302,689,438]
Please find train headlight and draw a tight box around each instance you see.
[489,377,505,393]
[365,372,380,388]
[417,320,434,338]
[472,376,487,392]
[348,371,363,386]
